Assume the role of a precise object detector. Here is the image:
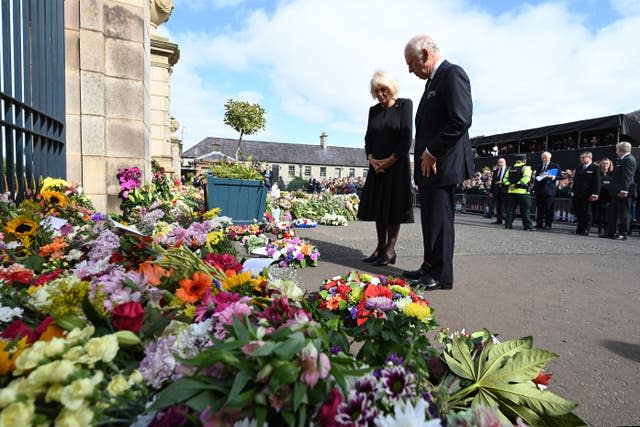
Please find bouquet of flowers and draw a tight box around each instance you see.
[315,271,436,369]
[266,237,320,269]
[226,223,262,241]
[318,213,348,226]
[292,218,317,228]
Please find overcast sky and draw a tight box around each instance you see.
[160,0,640,150]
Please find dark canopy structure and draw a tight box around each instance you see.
[471,112,640,148]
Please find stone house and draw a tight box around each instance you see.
[182,133,369,188]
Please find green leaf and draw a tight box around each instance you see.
[22,255,45,273]
[499,400,544,427]
[231,315,250,342]
[186,390,222,412]
[479,337,532,378]
[82,295,113,335]
[256,406,267,427]
[443,351,475,380]
[541,412,587,426]
[293,381,309,411]
[269,362,300,391]
[481,348,557,386]
[182,348,242,369]
[226,371,252,406]
[450,335,476,379]
[251,341,277,357]
[150,378,210,410]
[273,334,306,360]
[487,382,576,416]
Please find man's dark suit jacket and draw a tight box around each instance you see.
[572,163,601,199]
[609,154,637,198]
[413,60,474,187]
[491,167,508,195]
[533,161,561,197]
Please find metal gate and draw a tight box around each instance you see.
[1,0,65,200]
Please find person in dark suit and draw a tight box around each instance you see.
[402,34,474,291]
[533,152,561,230]
[595,158,613,234]
[489,157,508,224]
[572,151,601,235]
[600,141,637,240]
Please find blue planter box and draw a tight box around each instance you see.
[206,176,267,224]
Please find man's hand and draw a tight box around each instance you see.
[588,195,599,202]
[617,191,628,199]
[421,151,437,177]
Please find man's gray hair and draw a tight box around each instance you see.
[581,151,592,158]
[541,151,552,158]
[405,35,439,57]
[616,141,632,153]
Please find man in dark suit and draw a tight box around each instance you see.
[572,151,601,235]
[402,34,474,291]
[533,152,561,229]
[600,141,637,240]
[489,157,508,224]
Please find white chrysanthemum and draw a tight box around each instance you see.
[0,306,23,323]
[394,296,413,311]
[174,319,213,358]
[374,400,441,427]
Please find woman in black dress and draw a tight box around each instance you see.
[595,157,613,234]
[357,71,414,266]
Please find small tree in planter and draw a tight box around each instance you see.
[223,99,266,161]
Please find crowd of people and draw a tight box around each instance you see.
[471,143,637,239]
[308,177,365,194]
[473,130,619,158]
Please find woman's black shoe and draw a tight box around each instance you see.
[362,248,383,263]
[374,251,397,266]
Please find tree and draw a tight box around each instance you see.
[223,99,266,161]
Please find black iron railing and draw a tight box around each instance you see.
[1,0,65,200]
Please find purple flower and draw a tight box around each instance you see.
[380,365,416,403]
[335,392,378,427]
[385,353,405,366]
[91,212,106,222]
[139,335,177,389]
[349,306,358,320]
[364,296,395,311]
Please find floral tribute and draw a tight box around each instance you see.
[267,190,359,225]
[0,170,585,427]
[266,237,320,268]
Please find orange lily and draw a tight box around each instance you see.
[139,261,171,286]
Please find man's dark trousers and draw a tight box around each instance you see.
[419,185,455,284]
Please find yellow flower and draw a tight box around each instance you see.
[82,335,118,365]
[0,400,35,427]
[27,360,75,386]
[14,341,47,374]
[0,387,17,409]
[45,383,64,403]
[182,304,196,319]
[60,371,103,410]
[41,177,68,191]
[4,217,39,238]
[63,346,85,362]
[55,406,93,427]
[0,337,28,376]
[107,374,130,396]
[128,369,143,385]
[206,231,223,246]
[65,326,95,346]
[203,208,221,219]
[41,189,68,207]
[402,302,432,322]
[221,271,262,293]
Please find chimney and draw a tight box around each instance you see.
[320,131,328,150]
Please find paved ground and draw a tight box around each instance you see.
[292,210,640,427]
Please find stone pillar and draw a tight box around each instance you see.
[150,35,180,174]
[64,0,151,213]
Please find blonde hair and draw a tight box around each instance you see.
[370,70,400,99]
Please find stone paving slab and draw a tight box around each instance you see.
[293,210,640,427]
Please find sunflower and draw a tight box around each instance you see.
[41,188,68,207]
[4,216,39,237]
[221,271,263,294]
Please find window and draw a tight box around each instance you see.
[288,165,295,176]
[362,169,368,177]
[335,168,341,178]
[320,167,326,178]
[349,168,355,177]
[304,166,311,177]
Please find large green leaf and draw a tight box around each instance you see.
[478,337,532,378]
[487,382,576,416]
[541,412,587,426]
[499,399,544,427]
[150,378,216,410]
[480,348,557,385]
[226,370,252,406]
[443,351,475,380]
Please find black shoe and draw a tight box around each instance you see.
[543,225,551,230]
[374,251,397,266]
[598,233,613,238]
[362,247,383,263]
[403,267,429,280]
[412,275,452,291]
[491,221,502,224]
[611,234,627,240]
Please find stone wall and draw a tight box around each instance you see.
[65,0,151,213]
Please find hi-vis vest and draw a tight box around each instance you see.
[503,162,532,195]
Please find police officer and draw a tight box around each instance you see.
[503,154,534,230]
